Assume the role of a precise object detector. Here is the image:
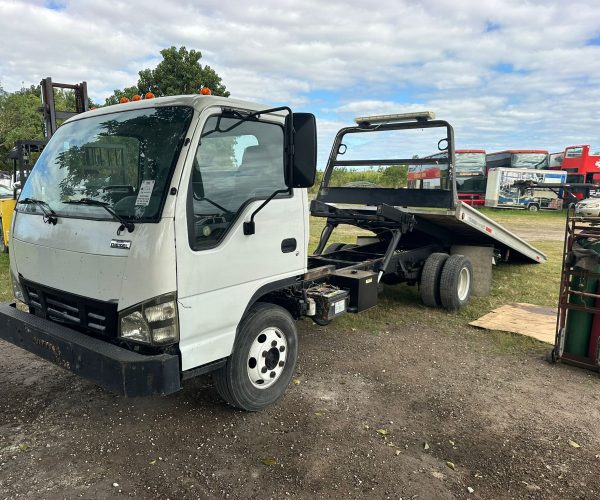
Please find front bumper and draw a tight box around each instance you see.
[0,303,181,397]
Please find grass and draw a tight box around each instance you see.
[478,207,567,222]
[308,208,565,354]
[0,253,11,302]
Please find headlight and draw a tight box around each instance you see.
[119,293,179,345]
[10,270,26,304]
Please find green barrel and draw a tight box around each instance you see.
[564,239,600,357]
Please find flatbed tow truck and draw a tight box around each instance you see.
[0,97,545,410]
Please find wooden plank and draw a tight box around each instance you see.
[469,302,556,344]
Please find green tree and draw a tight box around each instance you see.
[0,84,97,171]
[106,46,229,105]
[0,88,44,171]
[104,86,144,106]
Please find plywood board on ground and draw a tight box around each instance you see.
[469,303,556,344]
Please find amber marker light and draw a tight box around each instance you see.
[145,92,155,99]
[200,87,212,95]
[132,94,142,101]
[119,97,130,103]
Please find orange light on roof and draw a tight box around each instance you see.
[145,92,155,99]
[90,107,97,111]
[119,97,130,103]
[200,87,212,95]
[132,94,141,101]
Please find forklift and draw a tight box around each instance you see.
[1,78,89,252]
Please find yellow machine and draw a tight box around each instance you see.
[4,140,47,252]
[0,198,16,251]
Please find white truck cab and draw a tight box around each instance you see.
[2,95,318,410]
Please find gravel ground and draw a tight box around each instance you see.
[1,314,600,499]
[1,211,594,499]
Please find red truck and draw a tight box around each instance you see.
[549,145,600,200]
[408,150,487,206]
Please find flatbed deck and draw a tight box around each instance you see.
[310,198,546,265]
[411,202,546,263]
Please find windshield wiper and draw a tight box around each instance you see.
[18,197,58,225]
[62,198,135,233]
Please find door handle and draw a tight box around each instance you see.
[281,238,297,253]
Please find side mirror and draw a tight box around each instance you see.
[288,113,317,188]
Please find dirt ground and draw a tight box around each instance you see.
[2,213,597,499]
[1,315,600,499]
[499,220,565,242]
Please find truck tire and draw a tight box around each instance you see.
[439,255,473,310]
[420,253,449,307]
[213,302,298,411]
[527,203,540,212]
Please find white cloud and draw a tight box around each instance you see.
[1,0,600,157]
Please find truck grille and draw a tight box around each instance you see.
[23,280,118,338]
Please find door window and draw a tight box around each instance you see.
[189,114,286,250]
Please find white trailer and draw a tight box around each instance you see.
[485,167,567,211]
[0,101,545,410]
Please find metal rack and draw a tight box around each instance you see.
[40,77,88,140]
[551,204,600,370]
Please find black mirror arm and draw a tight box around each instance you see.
[243,188,291,235]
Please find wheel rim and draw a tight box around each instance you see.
[457,267,471,301]
[247,327,288,389]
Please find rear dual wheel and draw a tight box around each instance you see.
[420,253,473,310]
[420,253,448,307]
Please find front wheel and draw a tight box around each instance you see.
[213,302,298,411]
[439,255,473,310]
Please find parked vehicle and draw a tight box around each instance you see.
[0,99,545,410]
[486,150,549,171]
[412,150,487,206]
[485,168,566,211]
[575,197,600,217]
[549,145,600,201]
[549,151,564,169]
[0,185,12,198]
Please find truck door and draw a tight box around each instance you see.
[174,109,307,371]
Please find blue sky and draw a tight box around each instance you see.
[2,0,600,168]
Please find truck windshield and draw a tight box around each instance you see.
[455,152,485,175]
[511,153,548,169]
[18,106,193,221]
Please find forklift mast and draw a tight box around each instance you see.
[40,77,89,140]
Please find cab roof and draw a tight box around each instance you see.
[64,95,277,125]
